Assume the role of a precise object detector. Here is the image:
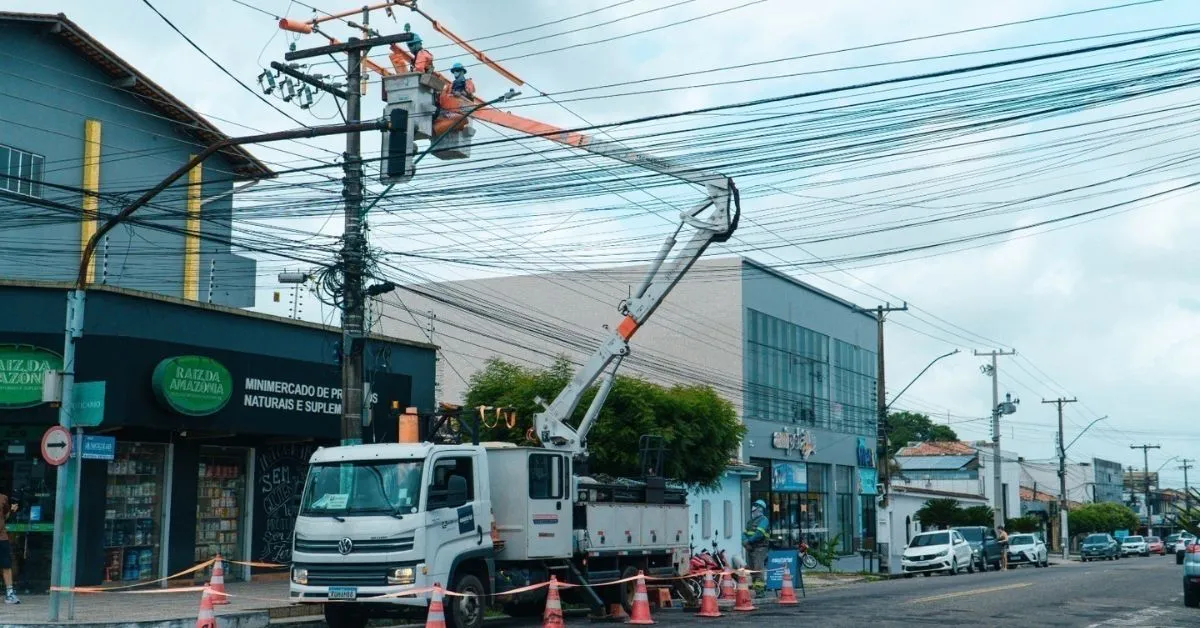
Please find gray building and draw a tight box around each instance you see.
[0,12,268,307]
[1093,457,1124,504]
[376,256,880,554]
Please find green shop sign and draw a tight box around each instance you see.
[0,345,63,409]
[152,355,232,416]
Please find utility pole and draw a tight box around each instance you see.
[1131,444,1161,534]
[975,349,1016,527]
[1043,396,1077,559]
[1182,459,1195,512]
[859,302,907,497]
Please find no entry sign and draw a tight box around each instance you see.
[41,425,71,466]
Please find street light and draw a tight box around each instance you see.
[1063,416,1108,454]
[885,349,960,411]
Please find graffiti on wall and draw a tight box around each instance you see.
[255,443,317,564]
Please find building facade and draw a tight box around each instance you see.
[376,256,881,556]
[0,283,435,591]
[1092,457,1124,504]
[0,12,267,307]
[892,441,1021,521]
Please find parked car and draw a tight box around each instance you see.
[1177,534,1196,565]
[1081,533,1121,561]
[902,530,975,576]
[1147,536,1165,555]
[953,525,1003,572]
[1122,535,1150,557]
[1167,534,1181,555]
[1006,533,1049,568]
[1184,542,1200,608]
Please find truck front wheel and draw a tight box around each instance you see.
[323,603,368,628]
[447,573,486,628]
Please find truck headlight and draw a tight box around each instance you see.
[387,567,416,585]
[292,567,308,585]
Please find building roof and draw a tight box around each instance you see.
[1021,485,1056,502]
[896,455,976,471]
[738,257,875,320]
[889,485,988,503]
[0,12,272,180]
[895,441,976,456]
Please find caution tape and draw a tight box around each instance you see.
[50,559,216,593]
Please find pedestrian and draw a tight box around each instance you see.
[996,526,1010,571]
[0,491,19,604]
[742,499,770,593]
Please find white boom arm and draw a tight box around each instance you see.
[530,141,741,457]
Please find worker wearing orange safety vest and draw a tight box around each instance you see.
[407,32,433,73]
[433,62,475,137]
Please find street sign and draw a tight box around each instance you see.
[69,382,105,427]
[79,435,115,461]
[41,426,71,466]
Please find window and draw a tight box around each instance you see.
[702,500,712,539]
[428,456,474,510]
[529,453,566,500]
[0,144,45,198]
[723,500,733,539]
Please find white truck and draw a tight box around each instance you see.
[288,69,740,628]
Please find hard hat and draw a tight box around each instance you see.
[450,62,466,73]
[753,499,767,511]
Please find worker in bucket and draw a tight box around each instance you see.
[406,29,433,73]
[742,499,770,595]
[448,62,475,98]
[433,62,475,137]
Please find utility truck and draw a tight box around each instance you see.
[278,7,741,628]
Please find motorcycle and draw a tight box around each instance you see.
[799,541,818,570]
[685,542,731,600]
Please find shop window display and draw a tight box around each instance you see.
[103,443,166,583]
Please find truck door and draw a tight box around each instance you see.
[424,453,489,583]
[527,451,571,557]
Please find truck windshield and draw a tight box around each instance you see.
[301,460,423,516]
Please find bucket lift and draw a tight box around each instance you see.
[379,70,475,184]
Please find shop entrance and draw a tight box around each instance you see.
[0,426,58,594]
[104,442,168,583]
[194,446,249,583]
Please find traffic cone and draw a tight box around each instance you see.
[426,583,447,628]
[717,570,735,607]
[543,576,565,628]
[696,571,721,618]
[208,554,229,605]
[194,588,216,628]
[627,571,654,625]
[733,569,756,612]
[777,564,798,605]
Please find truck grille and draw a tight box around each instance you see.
[295,562,391,587]
[295,536,415,554]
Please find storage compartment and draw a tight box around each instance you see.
[485,445,572,560]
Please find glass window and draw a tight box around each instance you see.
[301,459,424,514]
[724,500,733,539]
[910,532,950,547]
[529,453,565,500]
[105,443,167,584]
[0,144,44,198]
[701,500,712,538]
[0,147,9,191]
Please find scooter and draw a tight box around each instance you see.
[686,541,732,599]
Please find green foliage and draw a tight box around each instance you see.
[812,533,843,572]
[1068,502,1139,537]
[463,357,745,487]
[959,505,996,527]
[1170,487,1200,537]
[885,411,958,456]
[915,498,963,529]
[1004,515,1042,534]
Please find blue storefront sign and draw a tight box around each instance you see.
[859,467,878,495]
[765,550,802,591]
[79,434,116,461]
[771,461,807,492]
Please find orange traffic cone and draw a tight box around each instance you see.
[627,571,654,625]
[543,576,565,628]
[696,571,721,618]
[733,569,756,612]
[208,555,229,605]
[194,588,216,628]
[717,570,735,607]
[777,563,798,605]
[426,583,447,628]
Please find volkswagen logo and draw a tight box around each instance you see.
[338,538,354,555]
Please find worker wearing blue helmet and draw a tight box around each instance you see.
[405,27,433,73]
[742,499,770,593]
[449,62,474,98]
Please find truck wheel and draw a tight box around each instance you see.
[447,573,486,628]
[619,566,641,616]
[324,603,368,628]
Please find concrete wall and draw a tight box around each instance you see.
[740,260,877,348]
[687,469,753,563]
[877,490,989,575]
[0,22,256,307]
[375,256,745,407]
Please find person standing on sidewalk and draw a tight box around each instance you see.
[0,492,19,604]
[742,499,771,593]
[996,526,1010,571]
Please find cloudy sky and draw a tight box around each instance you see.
[14,0,1200,487]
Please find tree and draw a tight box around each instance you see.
[1169,487,1200,537]
[915,498,962,529]
[1068,502,1139,536]
[463,357,745,487]
[1005,515,1042,534]
[885,411,957,456]
[959,505,996,527]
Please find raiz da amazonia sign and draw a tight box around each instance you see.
[0,345,62,409]
[152,355,233,416]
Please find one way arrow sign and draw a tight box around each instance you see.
[41,426,71,466]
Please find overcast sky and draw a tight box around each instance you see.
[15,0,1200,487]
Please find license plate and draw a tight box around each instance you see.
[328,586,358,600]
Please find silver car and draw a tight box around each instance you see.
[1007,534,1049,568]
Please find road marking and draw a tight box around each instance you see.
[905,582,1032,604]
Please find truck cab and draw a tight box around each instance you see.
[289,443,494,628]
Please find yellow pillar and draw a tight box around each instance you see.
[79,120,102,284]
[183,156,201,300]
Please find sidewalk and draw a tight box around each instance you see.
[0,581,317,628]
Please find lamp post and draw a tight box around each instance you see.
[1058,416,1107,559]
[884,349,960,412]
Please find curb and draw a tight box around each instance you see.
[0,609,270,628]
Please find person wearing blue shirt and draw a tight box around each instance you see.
[742,499,770,592]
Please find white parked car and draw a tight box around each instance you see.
[1176,533,1196,565]
[1121,535,1149,557]
[902,529,975,576]
[1006,534,1049,568]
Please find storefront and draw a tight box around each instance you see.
[0,284,436,590]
